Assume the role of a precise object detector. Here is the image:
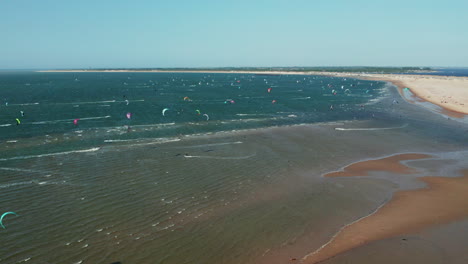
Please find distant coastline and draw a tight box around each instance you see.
[38,66,433,74]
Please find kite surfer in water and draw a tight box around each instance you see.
[1,212,18,229]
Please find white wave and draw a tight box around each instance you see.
[0,167,48,173]
[334,123,408,131]
[6,140,17,143]
[235,113,272,117]
[31,116,111,124]
[291,96,311,100]
[0,124,12,127]
[184,154,255,160]
[59,100,116,105]
[104,139,138,143]
[302,200,388,262]
[31,121,49,124]
[0,147,100,161]
[100,123,177,133]
[8,102,40,106]
[0,181,33,188]
[105,137,182,146]
[0,180,70,189]
[131,122,176,128]
[79,115,111,120]
[173,141,243,149]
[125,138,181,147]
[221,117,274,124]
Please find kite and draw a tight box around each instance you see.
[162,108,169,116]
[1,212,18,229]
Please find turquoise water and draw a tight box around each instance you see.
[0,72,384,159]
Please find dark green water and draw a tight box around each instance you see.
[0,72,384,158]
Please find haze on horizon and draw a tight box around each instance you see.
[1,0,467,69]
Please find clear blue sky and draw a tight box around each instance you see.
[1,0,467,69]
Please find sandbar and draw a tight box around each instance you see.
[302,154,468,264]
[324,153,432,178]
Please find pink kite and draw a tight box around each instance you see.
[73,119,79,125]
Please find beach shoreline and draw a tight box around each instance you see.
[39,69,468,117]
[303,165,468,264]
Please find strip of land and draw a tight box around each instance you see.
[302,156,468,264]
[40,69,468,116]
[324,153,433,177]
[330,73,468,116]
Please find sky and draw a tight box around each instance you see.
[1,0,467,69]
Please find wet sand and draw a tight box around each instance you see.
[319,220,468,264]
[324,153,433,178]
[302,154,468,264]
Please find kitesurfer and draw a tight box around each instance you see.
[0,212,18,229]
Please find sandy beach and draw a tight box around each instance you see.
[303,165,468,264]
[339,73,468,116]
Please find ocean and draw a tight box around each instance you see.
[0,72,386,159]
[1,72,467,264]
